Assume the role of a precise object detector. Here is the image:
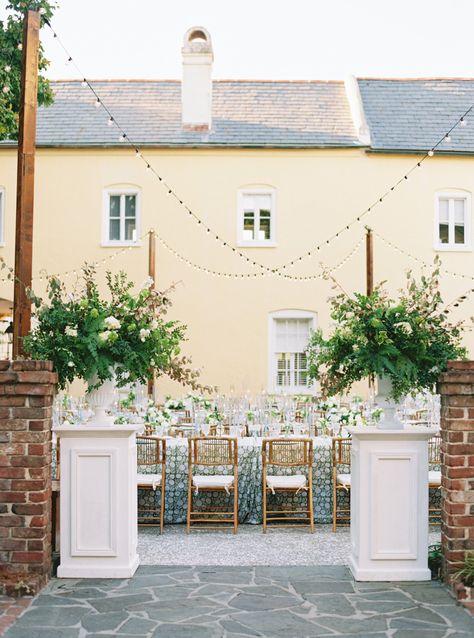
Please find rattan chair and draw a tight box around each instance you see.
[332,437,352,532]
[187,437,238,533]
[262,438,314,533]
[51,435,60,553]
[136,436,166,533]
[428,434,441,523]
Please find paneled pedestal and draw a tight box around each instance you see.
[347,426,437,581]
[54,423,142,578]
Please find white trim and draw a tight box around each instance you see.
[102,186,141,247]
[267,309,317,395]
[433,190,472,252]
[0,187,5,245]
[237,187,276,247]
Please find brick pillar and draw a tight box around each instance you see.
[438,360,474,613]
[0,360,57,596]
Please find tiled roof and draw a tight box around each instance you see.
[33,80,361,148]
[358,78,474,153]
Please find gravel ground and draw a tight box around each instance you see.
[137,524,442,566]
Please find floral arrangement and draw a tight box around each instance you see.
[144,401,172,430]
[307,260,466,400]
[186,392,214,410]
[24,266,214,392]
[164,396,186,410]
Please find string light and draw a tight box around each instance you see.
[374,230,474,282]
[43,17,474,276]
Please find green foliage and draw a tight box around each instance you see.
[454,551,474,587]
[306,259,466,400]
[0,1,56,140]
[23,266,214,393]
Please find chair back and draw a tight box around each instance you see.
[428,434,441,465]
[189,437,237,467]
[263,438,312,468]
[136,435,166,466]
[332,437,352,468]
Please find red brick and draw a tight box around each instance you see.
[28,492,48,503]
[27,540,44,551]
[12,528,43,539]
[28,468,50,480]
[0,396,25,406]
[11,408,52,420]
[445,395,474,408]
[444,501,467,515]
[448,361,474,371]
[0,538,26,551]
[5,384,55,397]
[3,443,26,456]
[10,431,48,443]
[27,444,49,456]
[446,443,474,456]
[10,456,48,469]
[0,361,10,371]
[11,552,45,563]
[28,417,52,430]
[447,467,474,479]
[0,515,23,527]
[0,492,26,503]
[11,360,53,372]
[0,373,18,384]
[0,467,25,479]
[28,396,53,407]
[29,516,47,528]
[12,503,45,516]
[10,480,44,491]
[0,419,27,431]
[16,372,57,384]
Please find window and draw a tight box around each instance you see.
[268,310,317,394]
[238,188,276,246]
[103,188,140,246]
[434,191,471,251]
[0,188,4,245]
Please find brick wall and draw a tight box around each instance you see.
[438,360,474,613]
[0,360,57,597]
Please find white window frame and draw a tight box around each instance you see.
[434,190,471,252]
[0,187,5,246]
[237,187,276,247]
[102,186,141,247]
[267,309,318,395]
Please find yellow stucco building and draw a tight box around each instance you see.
[1,27,474,396]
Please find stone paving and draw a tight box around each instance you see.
[3,565,474,638]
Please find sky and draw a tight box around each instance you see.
[10,0,474,81]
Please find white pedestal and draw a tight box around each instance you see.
[347,426,438,581]
[54,423,142,578]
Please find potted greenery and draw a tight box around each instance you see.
[306,261,466,428]
[24,267,212,419]
[453,551,474,605]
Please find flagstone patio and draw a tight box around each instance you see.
[3,564,474,638]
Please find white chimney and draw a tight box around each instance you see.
[181,26,213,130]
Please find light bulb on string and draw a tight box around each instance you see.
[445,135,451,143]
[81,79,87,87]
[428,150,434,157]
[95,98,101,108]
[461,117,467,127]
[107,117,114,126]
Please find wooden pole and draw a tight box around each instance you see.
[147,229,156,397]
[366,226,374,296]
[12,10,40,358]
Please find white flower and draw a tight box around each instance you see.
[141,276,154,290]
[104,316,121,330]
[346,312,354,319]
[352,344,359,351]
[65,326,78,337]
[67,361,75,368]
[98,330,111,342]
[139,328,150,342]
[151,319,158,330]
[394,321,413,335]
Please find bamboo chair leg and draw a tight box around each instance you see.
[186,478,192,534]
[309,489,314,533]
[160,485,165,534]
[233,484,238,534]
[332,478,337,532]
[263,485,267,534]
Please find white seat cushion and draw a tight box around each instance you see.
[337,473,351,488]
[193,475,234,493]
[137,474,162,490]
[429,470,441,486]
[266,475,307,493]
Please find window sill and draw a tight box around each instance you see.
[434,244,472,252]
[238,241,277,248]
[101,241,142,248]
